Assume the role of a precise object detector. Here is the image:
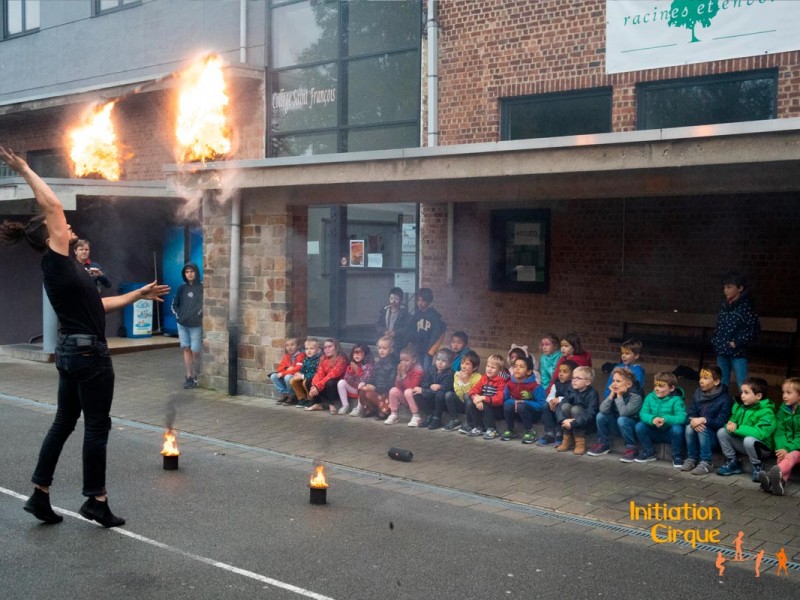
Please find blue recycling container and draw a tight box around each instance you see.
[119,282,153,338]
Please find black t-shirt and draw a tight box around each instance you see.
[41,248,106,341]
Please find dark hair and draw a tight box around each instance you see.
[542,333,560,349]
[561,359,579,373]
[700,365,723,381]
[350,342,374,365]
[721,271,747,289]
[399,344,418,361]
[461,350,480,370]
[621,338,643,355]
[389,287,404,298]
[742,377,768,397]
[561,333,584,355]
[0,214,48,253]
[513,355,534,372]
[508,347,527,362]
[451,330,468,344]
[324,338,346,358]
[418,288,433,303]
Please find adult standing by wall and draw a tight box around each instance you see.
[711,271,760,393]
[0,146,169,528]
[172,262,203,389]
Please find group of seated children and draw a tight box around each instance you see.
[270,333,800,496]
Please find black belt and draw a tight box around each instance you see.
[57,334,105,348]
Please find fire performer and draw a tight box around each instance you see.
[0,146,170,528]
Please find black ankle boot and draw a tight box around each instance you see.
[24,488,63,524]
[79,497,125,528]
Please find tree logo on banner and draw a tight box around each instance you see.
[668,0,720,43]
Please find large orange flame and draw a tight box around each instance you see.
[161,429,180,457]
[175,55,231,163]
[309,465,329,489]
[68,102,121,181]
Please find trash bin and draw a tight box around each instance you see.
[119,282,153,338]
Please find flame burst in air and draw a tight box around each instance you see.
[309,465,329,489]
[161,429,180,457]
[175,55,231,163]
[68,102,121,181]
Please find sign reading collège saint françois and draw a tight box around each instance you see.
[606,0,800,74]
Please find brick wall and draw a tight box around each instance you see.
[421,193,800,384]
[436,0,800,143]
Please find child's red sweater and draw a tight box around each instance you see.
[468,374,506,407]
[276,351,304,377]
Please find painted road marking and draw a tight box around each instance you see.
[1,486,335,600]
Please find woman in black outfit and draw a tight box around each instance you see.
[0,146,169,528]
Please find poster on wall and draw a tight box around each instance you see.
[349,240,365,267]
[606,0,800,74]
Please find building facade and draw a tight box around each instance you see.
[2,0,799,394]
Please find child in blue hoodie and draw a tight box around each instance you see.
[501,355,546,444]
[681,366,732,475]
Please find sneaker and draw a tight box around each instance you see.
[183,377,196,389]
[276,395,289,405]
[691,461,711,475]
[408,415,422,427]
[349,405,362,418]
[758,469,772,494]
[587,442,610,457]
[442,419,461,432]
[23,488,63,524]
[717,459,743,476]
[620,448,638,463]
[750,463,763,483]
[501,429,517,441]
[467,427,484,437]
[297,400,310,408]
[672,458,684,468]
[483,428,499,440]
[634,451,657,464]
[427,417,441,430]
[536,435,556,447]
[338,404,350,415]
[459,424,473,434]
[419,415,432,428]
[384,413,399,425]
[769,465,785,496]
[79,497,125,528]
[522,431,536,445]
[680,458,697,472]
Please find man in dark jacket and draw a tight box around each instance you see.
[172,262,203,388]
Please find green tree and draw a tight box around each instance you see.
[668,0,719,43]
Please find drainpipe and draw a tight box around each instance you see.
[239,0,247,64]
[227,191,241,396]
[426,1,451,284]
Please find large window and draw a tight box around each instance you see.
[637,69,778,130]
[307,203,418,342]
[3,0,39,38]
[269,0,421,157]
[94,0,141,16]
[501,88,613,141]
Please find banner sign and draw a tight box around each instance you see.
[606,0,800,74]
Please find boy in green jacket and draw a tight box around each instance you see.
[634,372,687,466]
[759,377,800,496]
[716,377,776,482]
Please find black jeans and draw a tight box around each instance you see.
[32,335,115,497]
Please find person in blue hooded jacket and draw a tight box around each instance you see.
[172,262,203,388]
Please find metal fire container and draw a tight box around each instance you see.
[163,455,179,470]
[309,486,327,505]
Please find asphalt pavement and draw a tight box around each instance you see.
[0,345,798,598]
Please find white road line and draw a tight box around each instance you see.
[1,486,336,600]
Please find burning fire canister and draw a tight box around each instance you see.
[161,429,180,470]
[163,455,179,470]
[308,465,329,505]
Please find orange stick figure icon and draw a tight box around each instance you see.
[776,548,789,576]
[734,531,745,561]
[755,549,764,577]
[716,552,726,576]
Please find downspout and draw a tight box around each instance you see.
[227,0,247,395]
[228,191,241,396]
[426,1,451,283]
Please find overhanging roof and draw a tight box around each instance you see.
[164,119,800,204]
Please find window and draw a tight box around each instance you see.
[269,0,421,157]
[26,149,70,178]
[94,0,141,16]
[637,69,778,130]
[3,0,39,38]
[489,209,550,293]
[501,88,612,141]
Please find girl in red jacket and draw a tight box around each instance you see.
[305,338,347,413]
[547,333,592,395]
[385,346,425,426]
